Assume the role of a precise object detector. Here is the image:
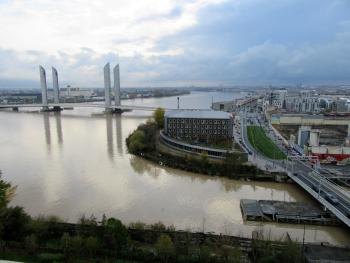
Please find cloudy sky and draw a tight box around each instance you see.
[0,0,349,88]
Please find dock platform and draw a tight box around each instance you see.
[240,199,340,226]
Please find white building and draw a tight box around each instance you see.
[267,89,287,109]
[58,86,94,98]
[211,100,236,112]
[284,90,319,113]
[332,98,350,113]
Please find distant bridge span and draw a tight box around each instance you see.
[0,64,206,113]
[0,103,211,112]
[0,103,173,111]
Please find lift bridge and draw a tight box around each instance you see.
[0,63,180,112]
[286,155,350,228]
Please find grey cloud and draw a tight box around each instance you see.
[228,32,350,84]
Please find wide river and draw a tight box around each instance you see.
[0,91,349,245]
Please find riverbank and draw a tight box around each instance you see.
[2,219,350,263]
[2,173,342,263]
[126,119,289,182]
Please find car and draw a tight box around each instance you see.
[325,193,339,205]
[293,172,299,176]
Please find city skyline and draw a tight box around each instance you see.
[0,0,350,88]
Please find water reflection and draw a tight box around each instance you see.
[106,114,114,159]
[105,114,124,158]
[55,113,63,145]
[115,114,123,155]
[43,112,64,150]
[129,156,153,175]
[43,113,51,152]
[129,155,313,204]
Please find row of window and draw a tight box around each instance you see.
[168,129,228,135]
[167,124,228,129]
[170,134,226,139]
[167,118,229,125]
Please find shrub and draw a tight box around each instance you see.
[129,221,146,230]
[37,253,64,263]
[156,234,175,263]
[153,107,165,129]
[102,218,129,252]
[24,234,38,254]
[150,221,166,231]
[1,206,30,241]
[84,236,99,257]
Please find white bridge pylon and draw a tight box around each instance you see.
[104,63,121,110]
[39,63,122,112]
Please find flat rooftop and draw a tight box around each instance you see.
[165,110,232,119]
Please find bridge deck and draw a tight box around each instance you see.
[0,103,210,111]
[287,160,350,228]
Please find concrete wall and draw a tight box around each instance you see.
[272,114,350,126]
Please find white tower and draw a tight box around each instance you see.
[113,64,121,106]
[39,66,48,109]
[52,67,60,104]
[104,63,111,108]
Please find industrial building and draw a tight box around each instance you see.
[164,110,233,143]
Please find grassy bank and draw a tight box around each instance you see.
[247,126,286,160]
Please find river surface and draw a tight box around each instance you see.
[0,91,349,246]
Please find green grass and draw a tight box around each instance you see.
[247,126,286,160]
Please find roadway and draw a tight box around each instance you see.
[288,159,350,227]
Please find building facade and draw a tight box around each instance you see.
[58,86,94,98]
[211,100,236,112]
[267,89,320,113]
[332,98,350,113]
[267,89,287,109]
[164,110,233,143]
[285,93,320,113]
